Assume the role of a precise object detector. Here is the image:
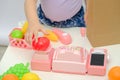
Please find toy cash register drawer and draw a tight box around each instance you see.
[52,46,88,74]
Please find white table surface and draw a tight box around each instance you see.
[0,27,120,80]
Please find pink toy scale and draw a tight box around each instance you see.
[31,46,54,71]
[52,28,72,45]
[87,48,107,76]
[9,28,32,49]
[52,46,88,74]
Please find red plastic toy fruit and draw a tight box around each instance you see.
[108,66,120,80]
[32,37,50,51]
[2,74,19,80]
[11,29,24,39]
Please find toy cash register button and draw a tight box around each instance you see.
[52,28,72,45]
[32,37,50,51]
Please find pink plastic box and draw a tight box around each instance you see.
[31,46,54,71]
[9,28,32,49]
[87,48,107,76]
[52,46,88,74]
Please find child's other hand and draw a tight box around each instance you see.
[25,23,48,45]
[84,11,88,26]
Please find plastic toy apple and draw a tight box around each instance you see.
[22,72,40,80]
[2,74,19,80]
[11,29,24,39]
[108,66,120,80]
[32,37,50,51]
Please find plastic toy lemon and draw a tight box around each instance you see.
[21,21,28,34]
[22,72,40,80]
[44,30,58,42]
[108,66,120,80]
[2,74,19,80]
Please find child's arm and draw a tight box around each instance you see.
[85,0,88,12]
[24,0,47,45]
[24,0,39,26]
[84,0,89,25]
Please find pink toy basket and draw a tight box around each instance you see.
[9,28,32,49]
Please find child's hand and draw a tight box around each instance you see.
[84,11,88,26]
[25,23,48,45]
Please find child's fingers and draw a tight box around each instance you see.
[33,31,38,43]
[84,13,88,25]
[29,32,33,45]
[25,31,34,45]
[25,32,30,45]
[40,28,49,35]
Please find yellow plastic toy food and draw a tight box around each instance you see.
[22,72,40,80]
[44,30,58,42]
[21,21,28,34]
[108,66,120,80]
[2,74,19,80]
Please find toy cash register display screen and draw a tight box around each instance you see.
[90,53,104,66]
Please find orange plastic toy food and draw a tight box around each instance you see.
[44,30,58,42]
[22,72,40,80]
[108,66,120,80]
[2,74,19,80]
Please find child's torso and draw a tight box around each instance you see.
[41,0,82,21]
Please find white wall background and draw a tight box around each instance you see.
[0,0,86,45]
[0,0,25,45]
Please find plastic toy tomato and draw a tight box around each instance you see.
[32,37,50,51]
[2,74,19,80]
[108,66,120,80]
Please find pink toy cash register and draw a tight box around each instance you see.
[52,46,88,74]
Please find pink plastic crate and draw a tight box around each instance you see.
[31,46,55,71]
[9,28,32,49]
[87,48,107,76]
[52,46,88,74]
